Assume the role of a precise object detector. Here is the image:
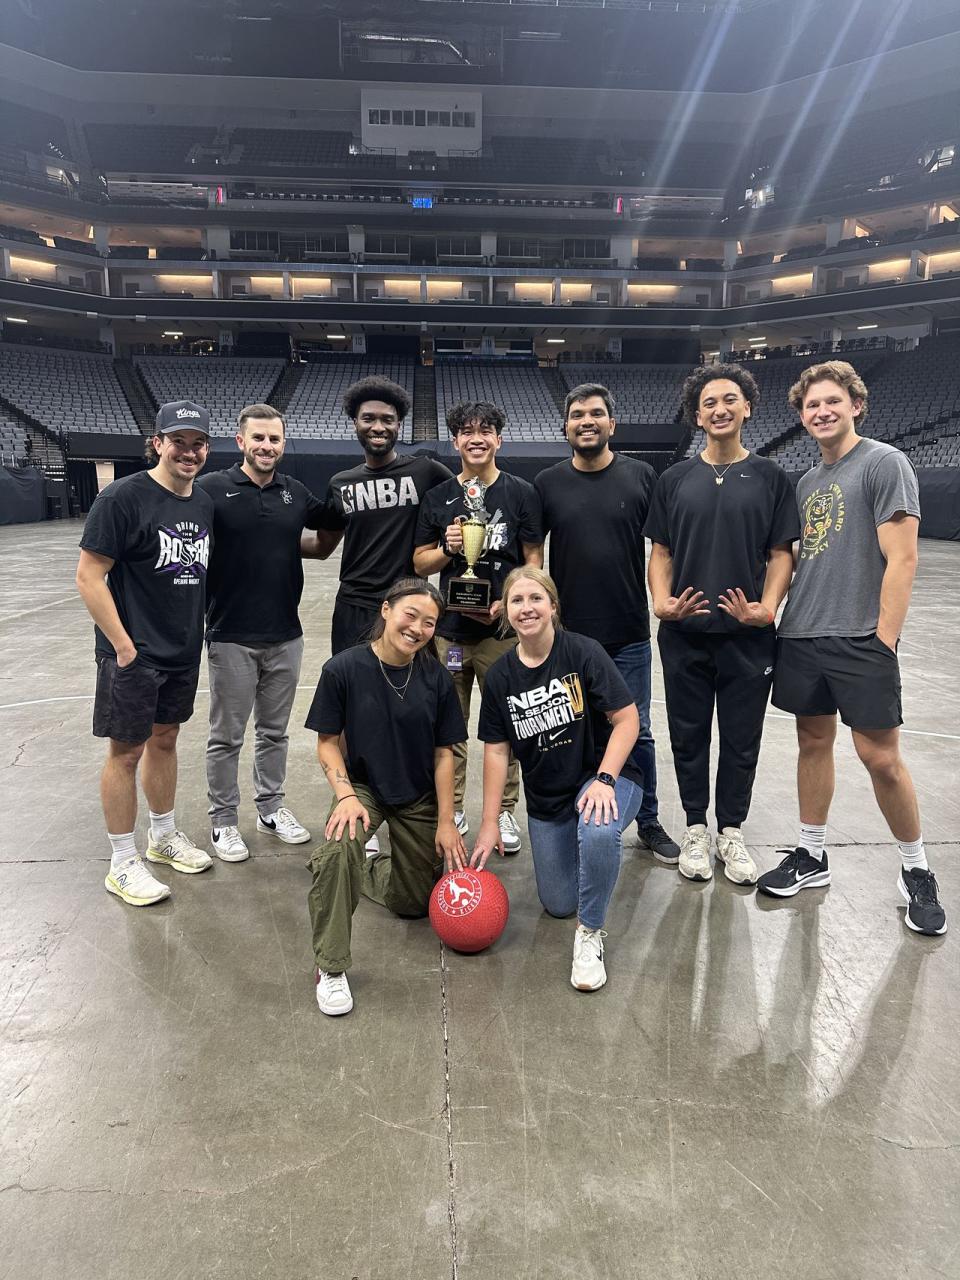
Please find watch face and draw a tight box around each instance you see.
[597,772,616,788]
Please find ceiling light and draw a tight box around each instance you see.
[327,333,347,340]
[857,323,878,330]
[162,331,183,337]
[4,316,29,324]
[749,337,767,344]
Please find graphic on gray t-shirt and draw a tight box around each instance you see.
[778,438,920,639]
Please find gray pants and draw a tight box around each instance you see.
[206,636,304,828]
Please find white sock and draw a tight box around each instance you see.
[149,808,176,843]
[108,830,138,872]
[799,823,827,861]
[899,836,928,872]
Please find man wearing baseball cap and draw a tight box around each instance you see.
[76,400,216,906]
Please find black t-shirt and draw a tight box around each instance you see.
[414,470,543,643]
[195,463,325,645]
[478,629,641,821]
[80,471,214,670]
[319,453,452,606]
[305,646,467,807]
[643,452,800,634]
[535,454,656,647]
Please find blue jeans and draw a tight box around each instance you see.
[526,777,642,931]
[609,640,658,826]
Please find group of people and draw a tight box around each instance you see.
[75,360,947,1021]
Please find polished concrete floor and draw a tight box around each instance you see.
[1,519,958,1280]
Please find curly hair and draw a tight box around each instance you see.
[342,376,411,421]
[788,360,869,424]
[445,401,505,436]
[681,363,759,427]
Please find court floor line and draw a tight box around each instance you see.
[2,689,960,741]
[1,594,81,623]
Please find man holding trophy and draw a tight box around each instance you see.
[414,401,543,852]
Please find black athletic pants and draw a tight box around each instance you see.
[657,627,777,831]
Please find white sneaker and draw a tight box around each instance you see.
[498,811,522,854]
[571,925,608,991]
[257,807,311,845]
[211,825,249,863]
[316,969,353,1016]
[679,825,713,882]
[454,810,469,836]
[145,830,213,875]
[105,856,171,906]
[715,827,757,885]
[365,834,380,857]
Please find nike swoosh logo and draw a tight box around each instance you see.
[546,727,568,742]
[764,665,773,675]
[739,474,751,478]
[226,492,240,497]
[445,497,460,505]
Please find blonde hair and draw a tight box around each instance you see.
[499,566,562,637]
[788,360,869,424]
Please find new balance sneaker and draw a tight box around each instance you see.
[257,807,311,845]
[105,856,171,906]
[571,925,607,991]
[316,969,353,1016]
[454,811,469,837]
[757,847,831,898]
[637,820,681,865]
[211,825,249,863]
[898,867,947,936]
[715,827,758,885]
[679,825,713,882]
[145,830,213,875]
[498,811,522,855]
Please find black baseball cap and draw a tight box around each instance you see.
[155,400,211,435]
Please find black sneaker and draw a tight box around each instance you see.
[637,821,681,865]
[757,847,831,898]
[898,867,947,936]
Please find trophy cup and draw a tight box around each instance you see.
[447,479,493,612]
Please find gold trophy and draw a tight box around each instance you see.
[447,479,493,611]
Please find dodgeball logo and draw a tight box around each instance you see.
[507,673,585,741]
[155,521,210,583]
[435,871,482,918]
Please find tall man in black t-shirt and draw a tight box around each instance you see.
[645,364,798,885]
[76,400,216,907]
[535,382,679,865]
[313,377,452,654]
[196,403,327,863]
[413,401,543,853]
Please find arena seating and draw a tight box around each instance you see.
[0,412,29,461]
[435,360,560,441]
[559,363,686,425]
[230,129,352,168]
[282,358,416,441]
[85,124,218,172]
[0,343,138,435]
[135,356,286,437]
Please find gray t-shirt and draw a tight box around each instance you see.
[778,437,920,639]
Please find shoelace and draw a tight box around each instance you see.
[907,870,940,905]
[322,972,349,996]
[274,808,297,826]
[773,847,807,872]
[577,928,607,956]
[723,839,751,864]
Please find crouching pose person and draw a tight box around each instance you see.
[471,567,642,992]
[306,579,468,1016]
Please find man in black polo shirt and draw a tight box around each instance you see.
[413,400,543,852]
[196,403,326,862]
[315,376,452,654]
[645,364,798,885]
[535,382,679,865]
[76,400,215,907]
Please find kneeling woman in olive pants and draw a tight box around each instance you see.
[306,578,467,1017]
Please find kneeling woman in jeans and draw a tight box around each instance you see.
[306,578,467,1017]
[472,567,641,992]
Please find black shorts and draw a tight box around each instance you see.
[331,596,381,656]
[93,656,200,744]
[771,635,902,730]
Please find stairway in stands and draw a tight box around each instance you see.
[540,365,569,416]
[413,364,438,442]
[271,361,305,413]
[114,358,157,431]
[0,393,66,482]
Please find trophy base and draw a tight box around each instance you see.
[447,577,492,611]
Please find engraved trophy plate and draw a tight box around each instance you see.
[448,478,493,611]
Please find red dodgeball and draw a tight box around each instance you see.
[429,868,509,954]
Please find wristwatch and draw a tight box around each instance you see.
[596,772,617,788]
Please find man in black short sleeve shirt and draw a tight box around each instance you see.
[311,376,451,653]
[76,399,216,908]
[414,400,543,851]
[196,402,327,862]
[645,364,798,885]
[535,381,678,863]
